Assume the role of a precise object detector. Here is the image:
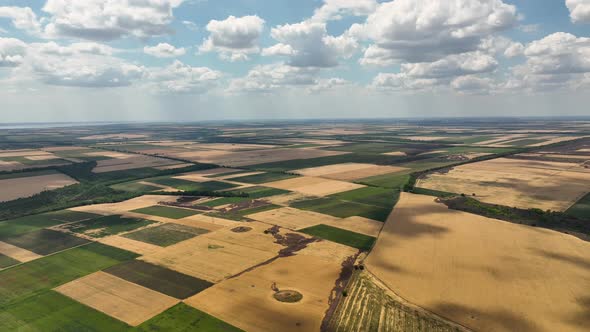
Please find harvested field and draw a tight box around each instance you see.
[417,158,590,211]
[262,192,315,206]
[55,271,178,326]
[264,176,364,196]
[185,253,351,332]
[92,155,177,173]
[104,260,213,299]
[70,195,179,215]
[382,151,407,156]
[366,193,590,332]
[169,147,348,167]
[227,172,298,184]
[0,241,42,262]
[140,222,284,282]
[84,151,131,159]
[123,223,209,247]
[153,163,194,170]
[247,207,341,230]
[98,235,164,256]
[2,229,89,255]
[293,163,407,181]
[327,271,465,332]
[0,171,78,202]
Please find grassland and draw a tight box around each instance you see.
[135,303,244,332]
[327,271,464,332]
[132,205,202,219]
[110,182,162,193]
[123,224,209,247]
[62,215,154,238]
[300,224,375,251]
[148,177,238,192]
[2,229,89,255]
[104,260,213,299]
[0,242,138,307]
[0,253,19,269]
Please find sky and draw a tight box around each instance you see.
[0,0,590,122]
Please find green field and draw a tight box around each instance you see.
[291,187,398,221]
[63,215,154,238]
[123,223,209,247]
[358,173,411,189]
[566,193,590,219]
[148,177,238,192]
[230,186,290,199]
[135,303,244,332]
[0,253,19,269]
[105,260,213,299]
[0,291,130,331]
[0,211,101,239]
[300,224,376,251]
[110,182,162,193]
[226,172,298,184]
[207,203,280,221]
[132,205,202,219]
[2,229,90,255]
[0,242,138,307]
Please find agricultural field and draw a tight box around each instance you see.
[366,193,590,332]
[0,120,589,332]
[0,170,78,202]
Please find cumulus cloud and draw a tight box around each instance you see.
[356,0,518,65]
[505,32,590,91]
[566,0,590,24]
[144,43,186,58]
[401,52,498,79]
[200,15,265,61]
[261,43,295,56]
[311,0,377,22]
[0,37,27,67]
[146,60,222,94]
[227,63,319,93]
[41,0,184,41]
[266,21,358,67]
[371,72,439,91]
[451,76,494,94]
[0,7,41,34]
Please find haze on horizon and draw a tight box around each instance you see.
[1,0,590,122]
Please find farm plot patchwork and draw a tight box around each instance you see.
[293,163,407,181]
[131,205,202,219]
[417,157,590,211]
[299,224,376,251]
[2,229,89,255]
[147,177,239,192]
[123,223,209,247]
[263,176,364,196]
[366,193,590,332]
[57,215,154,238]
[92,155,179,173]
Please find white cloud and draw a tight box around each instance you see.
[261,43,295,56]
[311,0,377,22]
[146,60,222,94]
[0,37,27,67]
[182,20,198,31]
[35,41,113,56]
[268,21,358,67]
[371,73,440,91]
[308,77,351,92]
[505,32,590,91]
[144,43,186,58]
[566,0,590,24]
[357,0,518,65]
[0,7,41,34]
[451,76,494,94]
[227,63,319,93]
[200,15,265,61]
[42,0,184,41]
[401,52,498,79]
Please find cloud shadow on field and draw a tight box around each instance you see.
[568,296,590,327]
[529,248,590,271]
[432,302,539,332]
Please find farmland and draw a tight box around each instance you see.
[0,120,589,331]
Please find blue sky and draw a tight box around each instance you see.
[0,0,589,122]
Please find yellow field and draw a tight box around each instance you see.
[293,163,407,181]
[92,155,178,173]
[0,241,42,262]
[366,193,590,332]
[186,252,350,332]
[55,272,178,326]
[98,235,164,256]
[70,195,179,215]
[0,173,78,202]
[264,176,364,196]
[417,157,590,211]
[140,222,283,282]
